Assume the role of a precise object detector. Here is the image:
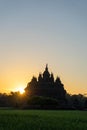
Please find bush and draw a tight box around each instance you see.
[25,96,59,109]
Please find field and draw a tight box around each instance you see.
[0,110,87,130]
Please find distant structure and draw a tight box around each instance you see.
[25,65,66,100]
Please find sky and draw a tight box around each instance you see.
[0,0,87,95]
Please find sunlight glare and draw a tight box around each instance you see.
[18,87,25,94]
[15,85,25,94]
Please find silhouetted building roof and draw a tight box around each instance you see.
[25,65,66,100]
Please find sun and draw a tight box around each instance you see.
[15,85,25,94]
[18,87,25,94]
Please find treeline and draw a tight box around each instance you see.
[0,92,87,110]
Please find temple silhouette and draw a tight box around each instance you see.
[25,65,66,100]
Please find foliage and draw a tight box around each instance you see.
[66,93,87,110]
[0,92,87,109]
[27,96,58,105]
[0,110,87,130]
[24,96,59,109]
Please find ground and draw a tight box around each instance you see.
[0,109,87,130]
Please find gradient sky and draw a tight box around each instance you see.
[0,0,87,94]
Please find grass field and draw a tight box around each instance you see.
[0,110,87,130]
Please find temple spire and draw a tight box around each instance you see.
[45,64,48,71]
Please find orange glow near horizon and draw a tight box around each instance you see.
[0,65,87,95]
[14,85,25,94]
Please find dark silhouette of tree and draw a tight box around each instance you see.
[84,99,87,109]
[0,93,9,107]
[66,93,87,110]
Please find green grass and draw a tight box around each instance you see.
[0,110,87,130]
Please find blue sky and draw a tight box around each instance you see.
[0,0,87,94]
